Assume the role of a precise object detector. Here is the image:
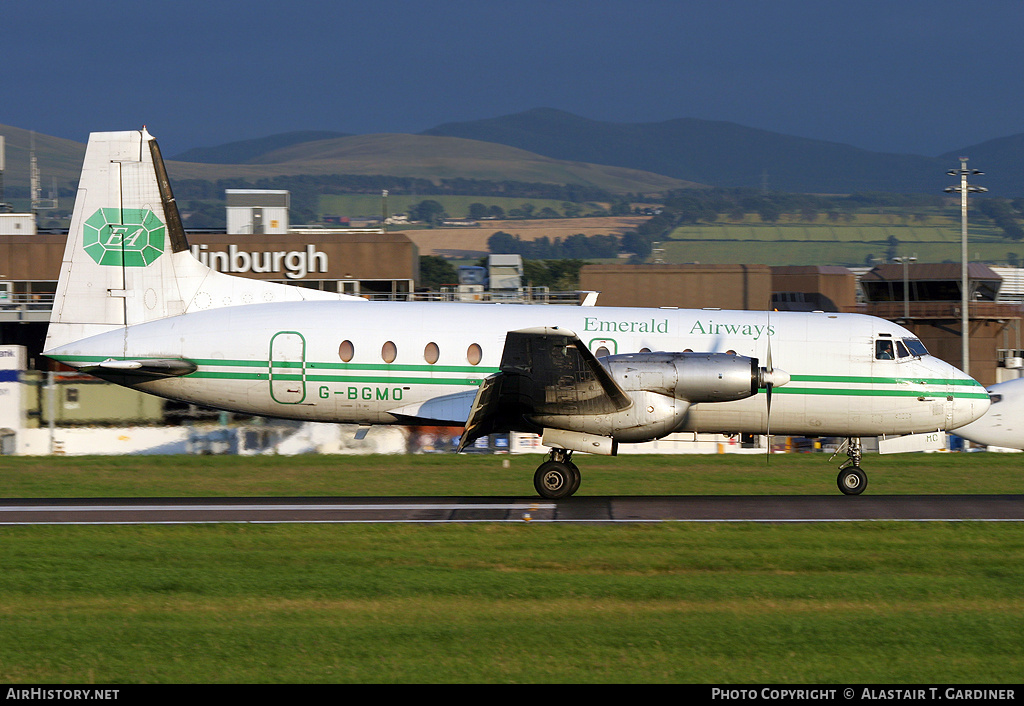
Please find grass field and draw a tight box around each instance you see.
[0,451,1021,497]
[664,215,1024,267]
[0,453,1021,684]
[310,204,1024,267]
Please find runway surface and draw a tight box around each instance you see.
[0,494,1021,524]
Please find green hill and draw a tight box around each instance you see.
[169,130,351,164]
[0,125,86,198]
[5,110,1023,205]
[423,108,951,194]
[0,125,699,198]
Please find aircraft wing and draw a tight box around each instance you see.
[456,373,505,452]
[387,389,480,426]
[457,327,632,452]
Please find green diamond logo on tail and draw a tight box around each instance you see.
[83,208,166,267]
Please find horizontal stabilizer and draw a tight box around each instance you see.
[82,357,198,378]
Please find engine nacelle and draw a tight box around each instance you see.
[531,389,688,444]
[525,350,788,450]
[603,351,762,403]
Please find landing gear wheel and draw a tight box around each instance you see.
[534,460,578,499]
[830,437,867,495]
[566,462,581,496]
[837,466,868,495]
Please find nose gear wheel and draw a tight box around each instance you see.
[831,437,868,495]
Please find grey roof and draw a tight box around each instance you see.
[862,262,1001,283]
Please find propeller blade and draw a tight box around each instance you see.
[765,304,774,460]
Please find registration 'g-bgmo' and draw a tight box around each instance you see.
[44,130,991,497]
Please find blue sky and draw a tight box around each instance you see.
[3,0,1023,157]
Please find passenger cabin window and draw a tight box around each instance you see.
[467,343,482,366]
[595,346,610,358]
[424,342,439,364]
[339,340,354,362]
[875,340,895,360]
[382,341,397,363]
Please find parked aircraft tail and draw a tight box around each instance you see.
[45,128,356,353]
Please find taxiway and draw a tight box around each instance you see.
[0,494,1020,524]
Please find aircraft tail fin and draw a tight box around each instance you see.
[45,128,357,354]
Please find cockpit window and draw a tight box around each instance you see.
[875,340,895,360]
[990,393,1002,404]
[895,340,910,358]
[903,337,928,356]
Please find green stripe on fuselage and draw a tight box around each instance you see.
[791,374,983,387]
[52,355,987,397]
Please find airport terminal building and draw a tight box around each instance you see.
[3,215,1023,385]
[2,197,1022,454]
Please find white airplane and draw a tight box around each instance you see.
[43,129,991,497]
[953,377,1024,450]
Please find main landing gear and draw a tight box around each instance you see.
[834,437,868,495]
[534,448,581,499]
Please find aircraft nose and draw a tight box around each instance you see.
[950,372,991,428]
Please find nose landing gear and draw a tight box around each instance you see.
[833,437,868,495]
[534,449,581,499]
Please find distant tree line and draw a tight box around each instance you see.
[522,259,587,291]
[977,198,1024,240]
[171,175,617,207]
[487,231,620,259]
[418,255,459,289]
[418,254,589,292]
[655,188,949,222]
[408,200,599,225]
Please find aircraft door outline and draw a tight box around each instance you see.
[269,331,307,404]
[588,338,617,357]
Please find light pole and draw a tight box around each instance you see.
[945,158,986,375]
[893,255,917,320]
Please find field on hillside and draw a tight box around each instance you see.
[665,214,1022,267]
[396,211,1024,266]
[391,210,1024,267]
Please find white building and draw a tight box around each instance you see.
[225,190,289,234]
[0,213,36,235]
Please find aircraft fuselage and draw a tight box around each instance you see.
[47,300,988,439]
